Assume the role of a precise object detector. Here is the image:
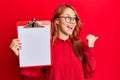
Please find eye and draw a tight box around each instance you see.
[66,16,71,19]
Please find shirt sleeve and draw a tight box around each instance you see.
[20,67,45,80]
[82,41,96,78]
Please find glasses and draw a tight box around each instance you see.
[58,16,77,23]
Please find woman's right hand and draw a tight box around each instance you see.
[10,39,22,56]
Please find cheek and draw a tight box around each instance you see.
[59,23,65,31]
[59,21,67,28]
[58,23,67,34]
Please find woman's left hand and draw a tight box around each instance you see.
[86,34,99,47]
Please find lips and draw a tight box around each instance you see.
[67,26,74,31]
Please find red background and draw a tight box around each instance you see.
[0,0,120,80]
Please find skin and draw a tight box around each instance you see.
[10,8,98,56]
[56,8,76,40]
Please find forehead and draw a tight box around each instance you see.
[61,8,76,16]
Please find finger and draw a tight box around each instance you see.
[13,39,21,44]
[11,40,22,48]
[19,44,22,49]
[95,36,99,40]
[12,43,21,50]
[13,44,21,51]
[13,39,20,41]
[86,35,94,40]
[10,42,19,49]
[10,42,15,49]
[10,39,18,46]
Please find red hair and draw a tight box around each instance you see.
[51,4,83,61]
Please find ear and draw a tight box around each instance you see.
[56,18,60,24]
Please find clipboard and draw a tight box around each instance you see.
[17,19,51,67]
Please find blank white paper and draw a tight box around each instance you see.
[18,25,51,67]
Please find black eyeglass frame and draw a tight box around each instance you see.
[58,16,78,23]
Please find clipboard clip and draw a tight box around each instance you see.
[25,18,44,28]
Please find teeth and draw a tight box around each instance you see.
[67,26,73,30]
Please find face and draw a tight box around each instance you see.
[56,8,77,38]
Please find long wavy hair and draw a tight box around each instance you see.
[51,4,83,61]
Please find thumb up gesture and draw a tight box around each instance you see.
[86,34,99,47]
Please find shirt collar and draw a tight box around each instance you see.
[55,37,71,45]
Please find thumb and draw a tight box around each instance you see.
[95,36,99,41]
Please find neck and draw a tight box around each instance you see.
[58,33,69,40]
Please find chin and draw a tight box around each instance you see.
[67,32,73,35]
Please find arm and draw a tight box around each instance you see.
[82,34,98,78]
[20,67,45,79]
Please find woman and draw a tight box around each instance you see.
[10,4,98,80]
